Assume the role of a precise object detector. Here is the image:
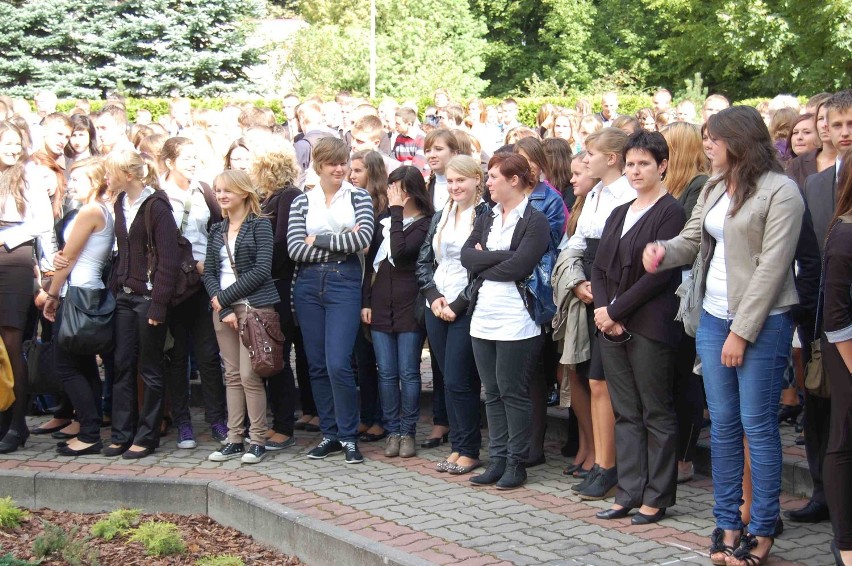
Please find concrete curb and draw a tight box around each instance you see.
[0,470,435,566]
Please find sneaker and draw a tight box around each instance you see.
[176,423,197,449]
[307,437,342,459]
[384,434,401,457]
[399,435,416,458]
[577,466,618,500]
[241,443,266,464]
[208,442,245,462]
[341,441,363,464]
[211,422,228,445]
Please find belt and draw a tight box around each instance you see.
[122,286,152,300]
[41,270,55,277]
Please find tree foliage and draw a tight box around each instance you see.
[0,0,263,98]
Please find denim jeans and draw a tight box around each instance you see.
[696,310,793,536]
[294,258,362,443]
[425,310,481,458]
[371,330,423,436]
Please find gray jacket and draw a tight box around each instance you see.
[658,171,804,343]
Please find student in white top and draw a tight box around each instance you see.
[0,121,54,454]
[159,137,227,450]
[461,153,551,490]
[42,161,116,457]
[566,128,636,500]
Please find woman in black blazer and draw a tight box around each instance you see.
[591,131,686,524]
[460,153,551,490]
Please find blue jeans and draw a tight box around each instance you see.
[425,310,481,458]
[371,330,423,436]
[697,310,793,536]
[294,258,363,443]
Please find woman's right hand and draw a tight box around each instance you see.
[211,296,222,312]
[361,308,372,324]
[53,251,70,270]
[222,312,239,331]
[642,242,666,273]
[572,281,593,304]
[431,297,448,317]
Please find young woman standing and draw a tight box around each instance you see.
[105,148,180,459]
[417,155,490,474]
[644,106,803,565]
[462,153,551,490]
[205,170,279,464]
[288,137,375,465]
[363,166,433,458]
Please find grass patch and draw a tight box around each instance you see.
[91,509,141,541]
[0,498,27,529]
[128,521,186,556]
[195,555,246,566]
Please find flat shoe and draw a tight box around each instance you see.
[448,461,482,475]
[420,433,448,449]
[631,508,666,525]
[359,431,388,442]
[265,437,296,451]
[51,430,77,440]
[436,460,451,472]
[293,421,307,431]
[596,507,632,520]
[122,446,154,460]
[304,423,321,433]
[102,443,131,457]
[57,441,103,456]
[31,421,72,435]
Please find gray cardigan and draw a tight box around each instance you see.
[658,171,804,342]
[203,214,279,320]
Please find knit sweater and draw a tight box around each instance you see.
[111,190,180,322]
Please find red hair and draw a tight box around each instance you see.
[487,152,535,191]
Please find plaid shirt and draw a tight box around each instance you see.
[392,130,426,175]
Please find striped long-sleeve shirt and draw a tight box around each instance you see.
[287,185,375,264]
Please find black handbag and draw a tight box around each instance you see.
[57,286,116,355]
[23,324,61,395]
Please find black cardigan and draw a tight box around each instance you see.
[591,193,686,348]
[459,203,551,319]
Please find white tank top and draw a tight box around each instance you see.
[64,202,115,293]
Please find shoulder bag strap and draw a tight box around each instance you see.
[223,222,238,278]
[179,191,193,235]
[143,197,156,286]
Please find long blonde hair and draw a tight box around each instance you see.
[104,148,161,191]
[660,122,709,199]
[0,121,28,216]
[69,157,110,203]
[214,169,262,218]
[434,155,481,260]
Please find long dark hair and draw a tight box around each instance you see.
[387,166,434,217]
[65,114,99,158]
[543,137,573,192]
[705,106,783,216]
[351,149,388,213]
[513,136,550,181]
[831,156,852,229]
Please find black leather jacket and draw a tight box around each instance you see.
[415,202,491,315]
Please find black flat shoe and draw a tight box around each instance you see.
[0,430,28,454]
[774,516,784,538]
[122,446,154,460]
[631,508,666,525]
[596,507,632,520]
[102,443,131,457]
[359,431,388,442]
[420,433,448,449]
[31,421,72,435]
[304,423,321,433]
[294,421,307,431]
[525,454,546,468]
[783,500,830,523]
[51,430,77,440]
[57,441,103,457]
[778,403,802,425]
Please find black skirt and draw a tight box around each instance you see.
[0,241,36,329]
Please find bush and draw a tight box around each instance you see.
[0,548,33,566]
[196,555,246,566]
[128,521,186,556]
[32,520,69,558]
[91,508,141,541]
[0,498,27,529]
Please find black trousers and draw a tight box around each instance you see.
[111,292,169,448]
[265,297,306,437]
[53,303,102,444]
[823,338,852,550]
[601,332,678,509]
[165,288,227,426]
[354,327,381,427]
[804,392,832,505]
[529,329,558,463]
[673,335,705,462]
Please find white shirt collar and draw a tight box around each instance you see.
[491,196,528,220]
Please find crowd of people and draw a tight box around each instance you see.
[0,85,851,566]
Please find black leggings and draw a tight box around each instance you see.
[673,335,705,462]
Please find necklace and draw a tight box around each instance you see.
[630,189,666,212]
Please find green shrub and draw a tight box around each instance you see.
[195,555,246,566]
[60,538,99,566]
[128,521,186,556]
[91,508,141,541]
[32,520,69,558]
[0,547,34,566]
[0,499,27,529]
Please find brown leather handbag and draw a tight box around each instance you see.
[223,226,285,378]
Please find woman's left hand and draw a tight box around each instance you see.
[387,182,409,208]
[594,306,616,333]
[43,295,58,321]
[222,312,239,331]
[721,332,747,367]
[440,306,456,322]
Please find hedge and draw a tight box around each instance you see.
[53,95,799,127]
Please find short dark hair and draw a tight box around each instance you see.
[487,152,536,191]
[623,130,669,165]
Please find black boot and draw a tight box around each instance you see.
[496,459,527,490]
[578,465,618,500]
[470,458,506,486]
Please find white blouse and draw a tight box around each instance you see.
[0,166,55,251]
[304,182,356,236]
[566,175,636,251]
[432,203,478,303]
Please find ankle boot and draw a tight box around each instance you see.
[496,459,527,490]
[470,458,506,485]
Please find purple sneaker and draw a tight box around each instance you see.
[176,422,197,449]
[211,422,228,445]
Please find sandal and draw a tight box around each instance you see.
[730,533,772,566]
[709,528,740,566]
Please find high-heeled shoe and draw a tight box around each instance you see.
[0,430,28,454]
[420,433,448,448]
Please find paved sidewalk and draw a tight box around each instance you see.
[0,410,833,566]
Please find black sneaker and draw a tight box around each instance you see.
[341,441,363,464]
[241,443,266,464]
[307,437,342,459]
[496,460,527,490]
[578,466,618,500]
[470,458,507,486]
[208,442,244,462]
[572,464,600,492]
